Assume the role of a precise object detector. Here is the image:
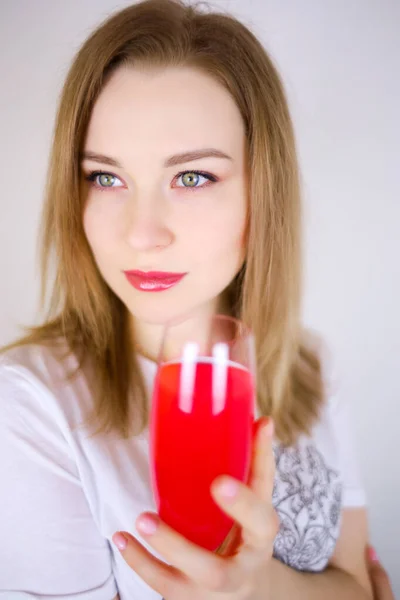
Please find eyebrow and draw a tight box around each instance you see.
[80,148,233,169]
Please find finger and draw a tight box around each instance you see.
[216,523,242,557]
[367,546,395,600]
[134,512,245,593]
[249,417,275,501]
[211,476,278,551]
[112,530,185,598]
[215,419,276,556]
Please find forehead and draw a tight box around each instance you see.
[84,65,245,160]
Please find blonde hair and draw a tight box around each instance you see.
[4,0,324,445]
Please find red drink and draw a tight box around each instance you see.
[150,357,254,551]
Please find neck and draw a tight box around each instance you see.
[131,295,232,363]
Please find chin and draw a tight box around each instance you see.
[126,299,193,326]
[125,292,217,327]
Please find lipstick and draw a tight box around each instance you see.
[123,270,187,292]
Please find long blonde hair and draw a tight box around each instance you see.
[4,0,324,445]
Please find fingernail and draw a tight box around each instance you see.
[218,478,239,502]
[369,546,379,563]
[136,514,159,536]
[113,532,128,551]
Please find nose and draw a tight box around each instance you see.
[124,195,173,252]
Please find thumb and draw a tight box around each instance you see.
[366,546,395,600]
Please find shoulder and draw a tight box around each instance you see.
[300,328,340,406]
[299,330,353,459]
[301,335,366,501]
[0,343,118,598]
[0,340,92,433]
[0,338,78,385]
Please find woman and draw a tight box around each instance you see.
[0,0,374,598]
[367,548,395,600]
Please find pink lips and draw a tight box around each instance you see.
[123,270,187,292]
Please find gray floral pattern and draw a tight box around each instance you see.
[272,440,342,572]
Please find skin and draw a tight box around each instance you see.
[366,547,395,600]
[82,65,248,361]
[113,417,277,599]
[83,65,373,599]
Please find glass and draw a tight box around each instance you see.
[149,314,256,551]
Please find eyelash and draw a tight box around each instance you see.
[84,169,219,192]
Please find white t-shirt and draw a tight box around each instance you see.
[0,342,366,599]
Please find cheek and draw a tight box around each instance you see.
[83,200,122,262]
[205,220,245,259]
[180,198,247,263]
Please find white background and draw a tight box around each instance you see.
[1,0,399,594]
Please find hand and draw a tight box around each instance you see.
[367,546,395,600]
[112,417,278,600]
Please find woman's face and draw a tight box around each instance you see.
[82,65,248,327]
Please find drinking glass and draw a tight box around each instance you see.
[149,314,256,551]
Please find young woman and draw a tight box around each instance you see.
[0,1,374,598]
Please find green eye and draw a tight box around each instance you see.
[175,171,217,189]
[85,171,124,190]
[181,172,200,187]
[98,173,116,187]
